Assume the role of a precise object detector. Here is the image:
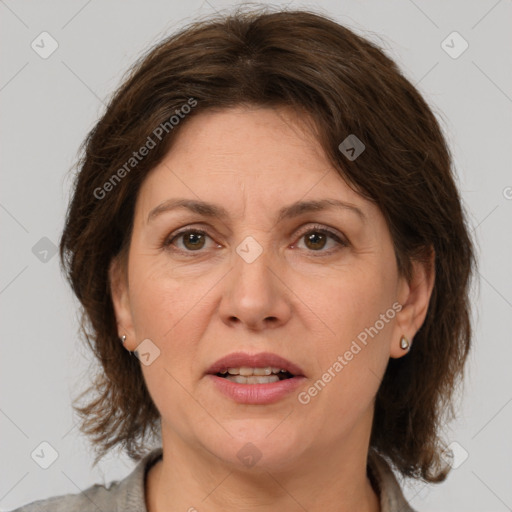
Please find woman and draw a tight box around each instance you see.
[13,6,474,512]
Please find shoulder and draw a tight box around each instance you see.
[9,447,163,512]
[9,480,123,512]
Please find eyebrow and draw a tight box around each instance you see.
[147,198,366,224]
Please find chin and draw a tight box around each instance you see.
[203,423,305,472]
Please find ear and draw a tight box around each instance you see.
[109,255,137,351]
[390,246,435,359]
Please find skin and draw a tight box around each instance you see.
[110,106,435,512]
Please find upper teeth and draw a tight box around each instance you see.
[220,367,287,376]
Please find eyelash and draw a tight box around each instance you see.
[162,224,348,257]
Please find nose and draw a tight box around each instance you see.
[218,242,293,332]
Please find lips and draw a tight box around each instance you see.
[206,351,305,378]
[206,351,306,404]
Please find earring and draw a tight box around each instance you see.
[400,335,410,350]
[121,335,127,345]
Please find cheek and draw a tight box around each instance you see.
[303,262,396,407]
[315,262,395,345]
[128,262,210,421]
[127,255,219,390]
[128,253,208,339]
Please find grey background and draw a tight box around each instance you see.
[1,0,511,510]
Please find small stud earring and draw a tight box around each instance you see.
[400,335,410,350]
[121,335,127,345]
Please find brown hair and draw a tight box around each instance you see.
[60,6,475,483]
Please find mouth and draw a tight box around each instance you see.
[216,367,295,384]
[206,352,305,405]
[206,351,305,384]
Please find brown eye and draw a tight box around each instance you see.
[165,229,213,252]
[182,231,206,250]
[294,225,347,254]
[303,231,328,251]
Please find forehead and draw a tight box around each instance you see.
[135,106,374,222]
[166,106,327,174]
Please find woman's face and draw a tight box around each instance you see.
[111,106,427,471]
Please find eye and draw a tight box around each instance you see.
[164,228,218,253]
[293,224,348,254]
[163,224,348,256]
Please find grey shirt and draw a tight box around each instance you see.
[11,447,417,511]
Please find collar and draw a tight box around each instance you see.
[367,447,417,512]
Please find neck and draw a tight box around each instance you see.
[146,416,380,512]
